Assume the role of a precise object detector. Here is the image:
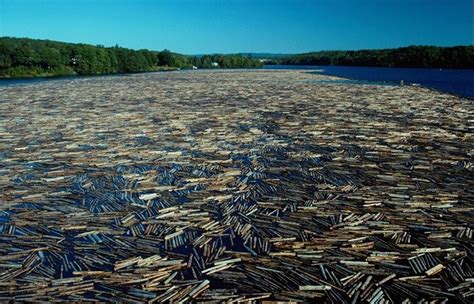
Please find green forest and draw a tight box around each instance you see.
[269,46,474,68]
[1,37,473,79]
[0,37,263,78]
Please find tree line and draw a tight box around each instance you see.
[0,37,263,78]
[2,37,470,78]
[268,46,474,69]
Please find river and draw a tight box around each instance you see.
[265,65,474,99]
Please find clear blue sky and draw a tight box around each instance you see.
[0,0,472,54]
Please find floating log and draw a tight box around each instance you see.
[0,70,472,302]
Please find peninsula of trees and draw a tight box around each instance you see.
[268,46,474,69]
[0,37,263,78]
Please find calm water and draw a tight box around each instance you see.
[265,65,474,99]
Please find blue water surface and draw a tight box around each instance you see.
[265,65,474,99]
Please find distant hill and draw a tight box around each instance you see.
[237,53,292,59]
[268,45,474,69]
[190,53,291,59]
[193,46,474,69]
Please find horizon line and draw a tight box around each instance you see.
[1,35,473,56]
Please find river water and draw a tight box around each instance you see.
[265,65,474,99]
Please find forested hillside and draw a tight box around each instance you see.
[2,37,470,79]
[0,37,263,78]
[268,46,474,68]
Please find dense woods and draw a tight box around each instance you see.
[0,37,263,78]
[1,37,472,78]
[269,46,474,68]
[188,54,263,69]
